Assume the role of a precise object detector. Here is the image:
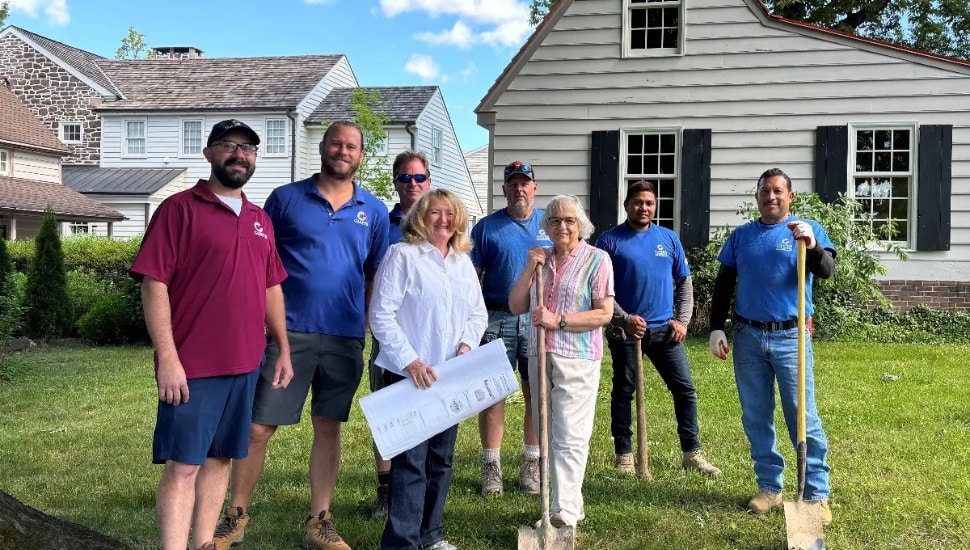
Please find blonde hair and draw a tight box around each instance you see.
[401,189,472,253]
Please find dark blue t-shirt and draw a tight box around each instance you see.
[388,203,404,245]
[596,223,690,329]
[470,208,552,304]
[264,177,389,337]
[717,215,835,321]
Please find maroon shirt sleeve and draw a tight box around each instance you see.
[262,211,287,287]
[130,197,182,284]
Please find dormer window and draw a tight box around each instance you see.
[624,0,684,57]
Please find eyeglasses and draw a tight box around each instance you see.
[211,140,258,155]
[504,164,533,178]
[395,174,428,184]
[548,217,578,227]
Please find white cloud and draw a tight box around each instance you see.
[404,53,441,80]
[9,0,71,25]
[381,0,533,49]
[414,20,475,50]
[458,61,478,78]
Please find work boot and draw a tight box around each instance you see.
[372,484,389,519]
[682,450,722,477]
[481,459,503,495]
[212,506,248,550]
[818,500,832,526]
[746,489,782,515]
[519,455,540,495]
[422,541,459,550]
[614,452,635,475]
[304,511,351,550]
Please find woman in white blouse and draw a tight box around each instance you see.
[369,188,488,550]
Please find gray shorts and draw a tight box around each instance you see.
[252,331,365,425]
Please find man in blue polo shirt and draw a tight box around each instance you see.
[214,121,389,550]
[471,160,550,496]
[595,181,721,478]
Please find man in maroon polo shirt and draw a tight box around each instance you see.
[130,119,293,550]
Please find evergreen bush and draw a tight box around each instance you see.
[22,210,73,340]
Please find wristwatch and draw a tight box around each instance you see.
[559,314,567,330]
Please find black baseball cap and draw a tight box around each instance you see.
[207,119,260,147]
[503,160,535,183]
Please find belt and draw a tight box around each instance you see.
[485,300,512,313]
[734,314,801,331]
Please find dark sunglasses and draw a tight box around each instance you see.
[395,174,428,184]
[504,164,533,178]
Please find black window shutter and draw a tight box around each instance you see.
[916,125,952,251]
[680,128,711,247]
[815,126,848,203]
[589,130,620,243]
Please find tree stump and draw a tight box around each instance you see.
[0,490,129,549]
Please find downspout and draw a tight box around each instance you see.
[405,122,418,151]
[287,109,298,181]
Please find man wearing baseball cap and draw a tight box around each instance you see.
[470,160,551,496]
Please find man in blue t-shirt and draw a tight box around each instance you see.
[470,160,551,496]
[708,168,836,526]
[596,181,721,478]
[214,121,389,550]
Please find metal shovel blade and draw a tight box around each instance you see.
[517,522,575,550]
[784,500,825,550]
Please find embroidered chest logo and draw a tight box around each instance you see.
[654,244,668,257]
[354,211,370,227]
[537,229,550,242]
[253,221,268,240]
[777,237,793,252]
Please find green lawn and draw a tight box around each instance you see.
[1,340,968,549]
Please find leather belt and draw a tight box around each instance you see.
[734,314,801,331]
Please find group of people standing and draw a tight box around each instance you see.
[132,118,835,550]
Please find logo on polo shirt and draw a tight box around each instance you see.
[655,244,668,257]
[537,229,549,241]
[777,237,793,252]
[355,211,370,227]
[253,222,268,240]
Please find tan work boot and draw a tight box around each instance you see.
[519,455,540,495]
[747,489,782,515]
[212,505,248,550]
[304,511,351,550]
[682,450,722,477]
[614,452,635,475]
[818,500,832,526]
[482,459,503,495]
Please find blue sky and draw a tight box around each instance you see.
[4,0,539,150]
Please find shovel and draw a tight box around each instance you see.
[634,337,653,481]
[784,239,825,550]
[518,263,575,550]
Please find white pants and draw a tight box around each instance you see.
[528,352,601,526]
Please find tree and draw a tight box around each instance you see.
[0,236,18,344]
[115,26,152,59]
[334,88,393,200]
[23,210,72,340]
[529,0,970,59]
[0,2,9,27]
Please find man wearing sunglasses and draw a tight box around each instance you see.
[470,160,550,496]
[366,150,432,519]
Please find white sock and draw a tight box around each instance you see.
[483,448,501,463]
[522,445,540,459]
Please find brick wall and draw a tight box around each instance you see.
[0,35,103,165]
[878,280,970,312]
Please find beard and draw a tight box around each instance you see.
[213,159,254,189]
[323,154,361,180]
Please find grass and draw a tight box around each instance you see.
[1,340,969,549]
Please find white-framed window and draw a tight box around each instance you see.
[69,222,91,235]
[849,123,917,246]
[59,122,83,144]
[180,119,203,156]
[264,118,287,156]
[620,128,680,230]
[431,128,442,165]
[0,149,8,175]
[623,0,684,57]
[123,119,147,157]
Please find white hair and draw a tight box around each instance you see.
[542,195,595,240]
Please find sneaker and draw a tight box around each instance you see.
[196,544,216,550]
[682,450,722,477]
[614,452,635,475]
[212,506,248,550]
[372,484,389,520]
[746,489,782,515]
[304,511,351,550]
[481,459,503,495]
[818,500,832,526]
[519,456,540,495]
[549,513,567,528]
[423,541,459,550]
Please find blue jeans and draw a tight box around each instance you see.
[380,372,460,550]
[732,322,830,500]
[607,326,701,454]
[481,309,530,381]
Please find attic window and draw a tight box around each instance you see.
[624,0,683,57]
[60,122,82,144]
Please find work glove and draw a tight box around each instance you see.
[787,221,816,249]
[709,330,729,360]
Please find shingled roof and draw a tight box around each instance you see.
[63,166,185,195]
[96,55,344,111]
[0,85,68,154]
[9,26,120,96]
[306,86,437,125]
[0,176,125,221]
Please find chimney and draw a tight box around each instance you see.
[151,46,204,59]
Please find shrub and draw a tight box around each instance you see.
[76,279,149,345]
[66,269,113,329]
[0,238,15,344]
[8,235,141,287]
[23,210,73,340]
